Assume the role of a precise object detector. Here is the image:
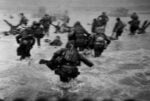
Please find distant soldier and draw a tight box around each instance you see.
[92,12,109,33]
[128,17,140,35]
[112,17,126,40]
[16,27,35,60]
[32,21,44,47]
[98,12,109,28]
[50,36,63,46]
[40,14,52,36]
[39,41,93,82]
[19,13,28,26]
[71,21,90,51]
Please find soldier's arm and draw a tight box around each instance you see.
[16,35,22,44]
[51,48,65,60]
[79,54,94,67]
[39,45,64,66]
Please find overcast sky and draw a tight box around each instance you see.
[0,0,150,12]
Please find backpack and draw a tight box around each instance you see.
[62,49,79,64]
[94,35,105,48]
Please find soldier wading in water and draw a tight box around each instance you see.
[39,41,93,83]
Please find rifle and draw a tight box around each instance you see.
[39,59,61,70]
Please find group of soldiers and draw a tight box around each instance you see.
[2,12,150,83]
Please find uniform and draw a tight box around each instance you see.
[129,19,140,35]
[19,13,28,26]
[92,18,106,33]
[91,34,107,57]
[40,15,52,36]
[112,18,125,39]
[73,22,90,51]
[16,28,35,60]
[50,39,63,46]
[32,22,44,47]
[39,41,93,82]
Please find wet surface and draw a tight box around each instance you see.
[0,14,150,101]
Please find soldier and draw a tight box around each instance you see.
[128,17,140,35]
[91,12,109,33]
[112,17,126,40]
[16,27,35,60]
[98,12,109,27]
[40,14,52,36]
[19,13,28,26]
[50,36,63,46]
[39,41,93,83]
[90,27,111,57]
[72,21,90,51]
[32,21,44,47]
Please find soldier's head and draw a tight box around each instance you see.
[56,36,60,40]
[132,12,137,15]
[102,12,106,16]
[32,21,40,28]
[66,41,75,49]
[116,17,120,21]
[19,13,24,17]
[74,21,81,27]
[44,14,49,18]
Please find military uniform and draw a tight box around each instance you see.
[112,18,126,39]
[90,26,111,57]
[91,34,106,57]
[19,15,28,26]
[72,22,90,51]
[50,39,63,46]
[129,19,140,35]
[39,41,93,82]
[40,15,52,36]
[16,28,35,60]
[32,22,44,47]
